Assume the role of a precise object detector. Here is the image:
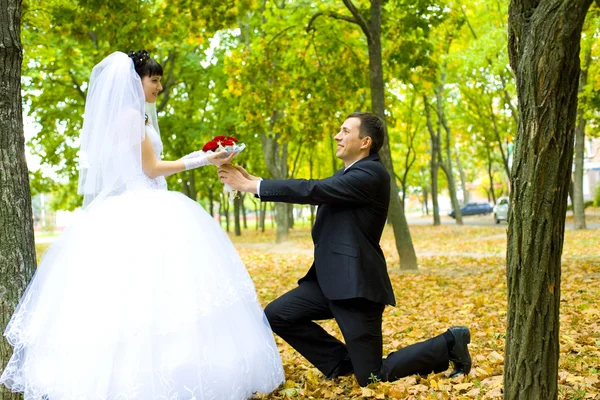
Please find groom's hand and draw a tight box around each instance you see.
[233,165,259,182]
[218,164,258,194]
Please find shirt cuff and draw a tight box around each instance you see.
[256,178,263,197]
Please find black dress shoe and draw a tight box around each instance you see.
[448,326,472,378]
[325,356,354,380]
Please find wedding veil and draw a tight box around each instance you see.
[77,52,146,208]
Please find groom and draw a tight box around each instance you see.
[218,112,471,387]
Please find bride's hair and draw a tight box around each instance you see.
[127,50,163,78]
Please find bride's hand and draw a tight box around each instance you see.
[207,150,236,167]
[233,165,259,181]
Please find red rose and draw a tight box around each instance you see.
[227,136,238,143]
[202,140,219,152]
[221,139,235,146]
[214,135,226,141]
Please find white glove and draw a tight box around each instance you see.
[180,150,204,160]
[180,152,210,170]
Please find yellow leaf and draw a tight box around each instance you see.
[361,387,376,397]
[454,382,474,391]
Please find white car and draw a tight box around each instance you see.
[493,197,510,224]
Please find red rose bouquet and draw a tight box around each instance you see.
[202,135,245,154]
[202,135,245,199]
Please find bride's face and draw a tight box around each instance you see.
[141,75,163,103]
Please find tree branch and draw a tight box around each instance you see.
[306,11,358,32]
[459,4,478,39]
[289,139,305,179]
[422,95,437,141]
[341,0,371,41]
[267,25,297,49]
[69,71,86,102]
[87,31,99,50]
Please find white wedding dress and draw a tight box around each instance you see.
[0,125,284,400]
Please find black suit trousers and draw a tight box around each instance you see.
[264,280,450,387]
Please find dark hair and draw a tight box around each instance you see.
[346,112,385,154]
[127,50,163,78]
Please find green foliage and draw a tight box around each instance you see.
[22,0,600,214]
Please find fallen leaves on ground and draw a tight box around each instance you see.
[32,223,599,399]
[232,225,600,400]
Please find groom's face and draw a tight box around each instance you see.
[334,117,367,162]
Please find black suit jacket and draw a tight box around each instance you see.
[259,153,396,306]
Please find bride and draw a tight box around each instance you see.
[0,50,284,400]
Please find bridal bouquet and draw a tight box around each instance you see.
[202,135,246,154]
[203,135,246,199]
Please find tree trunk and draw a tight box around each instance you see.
[437,84,463,225]
[365,0,417,270]
[456,152,469,204]
[233,195,241,236]
[505,2,592,399]
[440,161,463,223]
[251,196,259,230]
[0,1,37,398]
[487,146,497,205]
[274,203,288,242]
[270,203,275,229]
[241,193,247,229]
[207,185,214,217]
[220,193,230,232]
[573,48,591,230]
[490,103,511,180]
[261,111,289,242]
[422,186,429,216]
[260,202,267,232]
[424,95,441,226]
[287,203,294,229]
[187,171,197,201]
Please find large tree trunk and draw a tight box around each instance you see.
[505,1,592,399]
[0,1,37,398]
[573,48,591,230]
[361,0,417,270]
[261,112,289,242]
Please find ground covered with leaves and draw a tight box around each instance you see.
[232,224,600,400]
[33,223,599,399]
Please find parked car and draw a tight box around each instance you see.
[449,202,494,218]
[493,196,510,224]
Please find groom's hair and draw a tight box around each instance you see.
[346,112,385,154]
